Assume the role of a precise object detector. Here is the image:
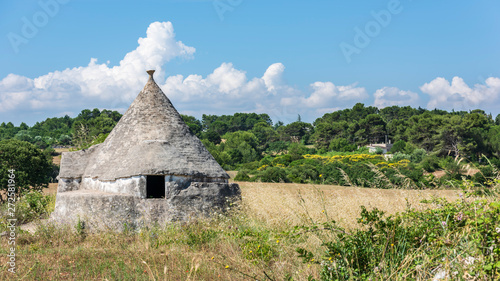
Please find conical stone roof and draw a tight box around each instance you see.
[82,70,229,181]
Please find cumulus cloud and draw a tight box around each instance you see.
[0,21,195,117]
[0,20,375,124]
[280,81,368,115]
[161,62,301,122]
[374,87,420,108]
[421,76,500,111]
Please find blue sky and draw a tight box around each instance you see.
[1,0,499,125]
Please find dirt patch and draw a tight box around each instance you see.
[54,148,70,153]
[44,183,58,195]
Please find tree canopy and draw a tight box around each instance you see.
[0,139,52,200]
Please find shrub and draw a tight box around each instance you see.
[0,139,52,198]
[474,165,495,184]
[239,161,260,171]
[329,138,356,152]
[253,167,289,183]
[271,154,293,166]
[288,143,309,160]
[0,192,55,226]
[295,198,500,280]
[420,155,441,172]
[234,170,251,181]
[390,140,406,153]
[259,155,273,166]
[286,164,319,183]
[441,157,464,180]
[410,148,427,163]
[392,152,411,162]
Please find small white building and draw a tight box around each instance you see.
[366,143,393,154]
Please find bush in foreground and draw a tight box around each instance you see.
[295,197,500,280]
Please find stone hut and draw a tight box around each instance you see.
[51,70,240,229]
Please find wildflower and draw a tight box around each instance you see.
[319,174,323,177]
[441,221,447,227]
[321,210,325,213]
[211,256,214,260]
[276,240,280,243]
[249,250,252,253]
[225,265,229,269]
[391,243,394,247]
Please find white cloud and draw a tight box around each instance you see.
[0,21,195,117]
[421,76,500,111]
[262,63,285,93]
[281,82,368,108]
[161,62,296,121]
[0,74,33,112]
[0,21,373,124]
[374,87,420,108]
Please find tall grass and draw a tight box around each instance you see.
[2,173,498,279]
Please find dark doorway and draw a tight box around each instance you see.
[146,175,165,198]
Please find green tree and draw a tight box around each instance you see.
[182,114,202,136]
[251,121,278,148]
[266,141,289,155]
[202,130,222,145]
[405,113,443,152]
[487,125,500,157]
[222,131,260,166]
[0,139,52,200]
[311,121,349,149]
[390,140,406,153]
[279,121,314,143]
[356,114,386,144]
[288,142,309,160]
[329,138,356,152]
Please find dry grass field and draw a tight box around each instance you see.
[7,180,460,280]
[238,181,458,230]
[1,165,477,280]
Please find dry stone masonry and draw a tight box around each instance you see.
[51,70,240,230]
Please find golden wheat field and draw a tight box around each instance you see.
[237,181,459,229]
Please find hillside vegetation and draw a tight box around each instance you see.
[2,104,500,190]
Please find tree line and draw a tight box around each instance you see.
[1,104,500,164]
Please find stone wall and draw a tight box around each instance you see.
[51,182,241,231]
[57,174,229,198]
